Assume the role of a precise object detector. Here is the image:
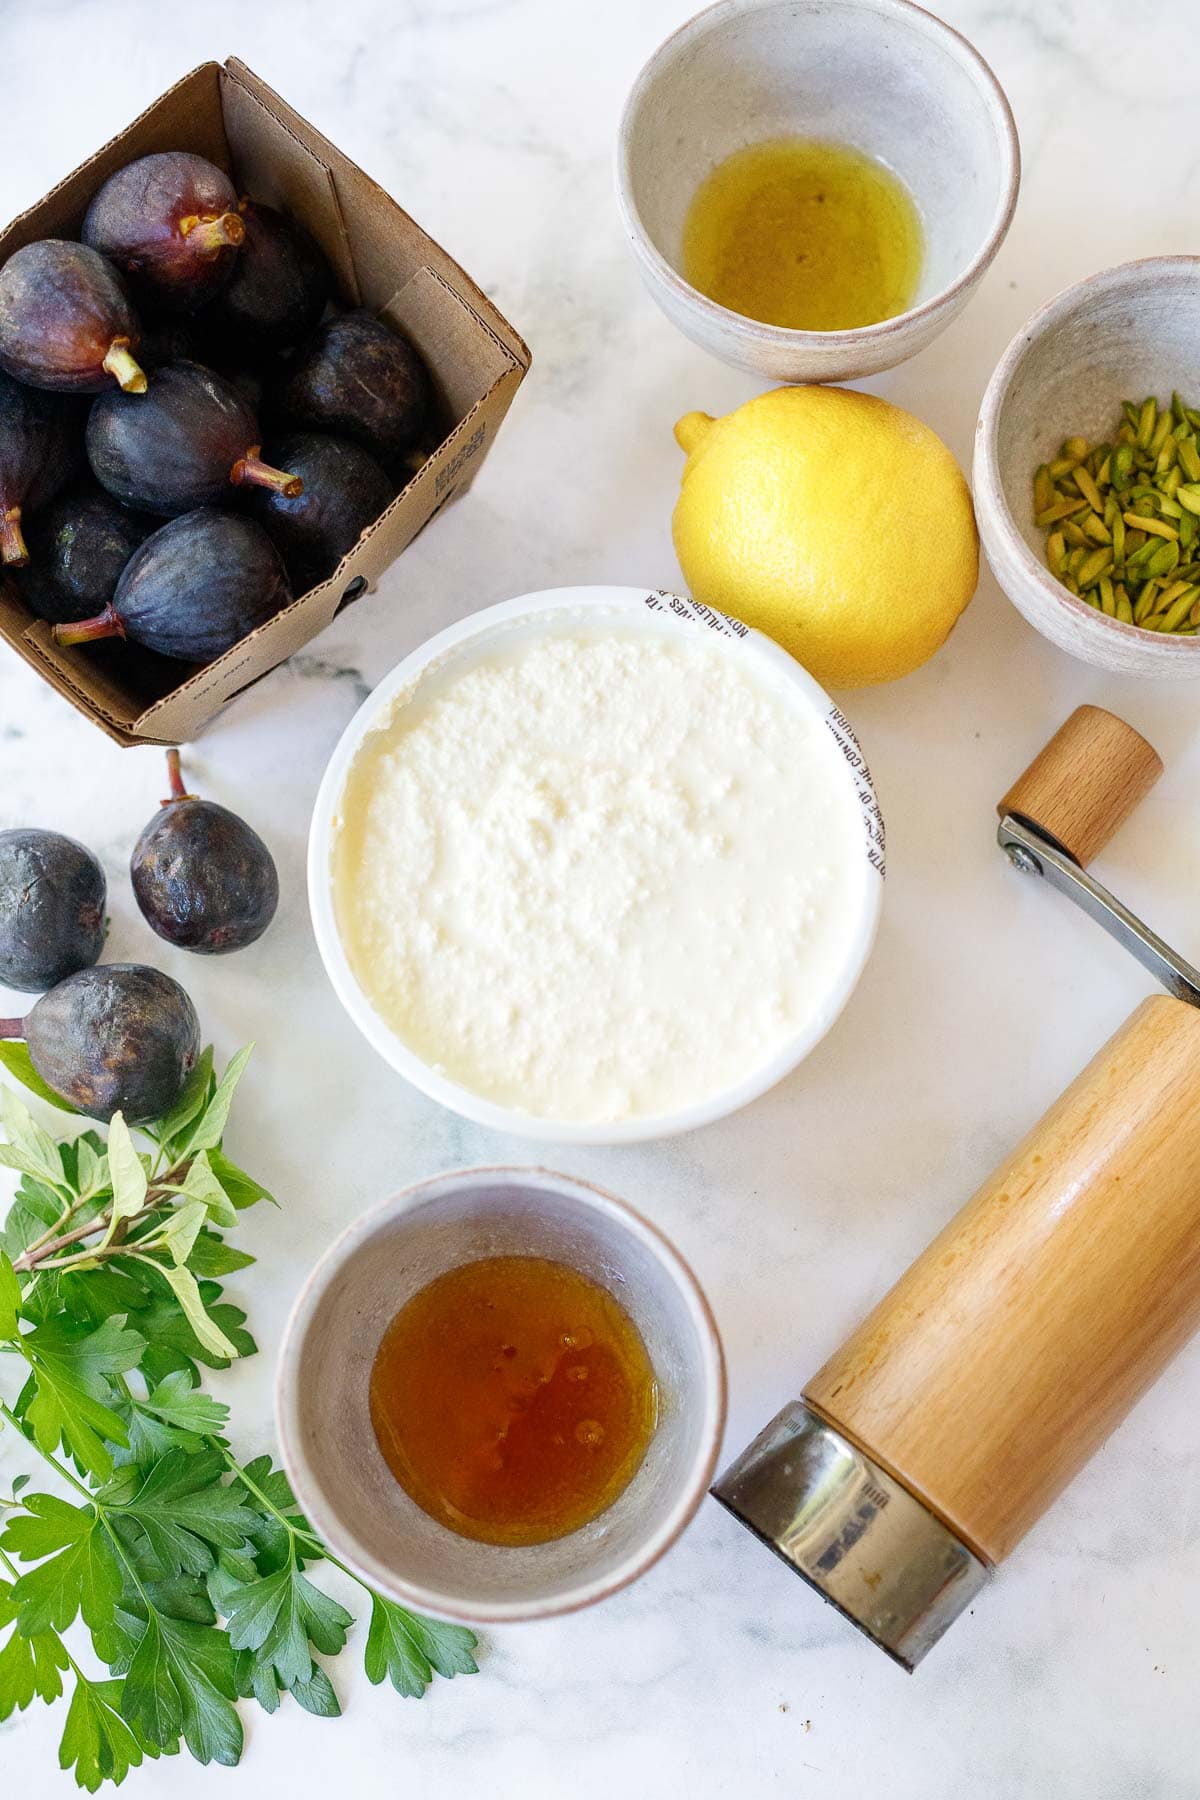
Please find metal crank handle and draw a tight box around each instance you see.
[997,813,1200,1008]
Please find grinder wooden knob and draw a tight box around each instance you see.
[998,703,1163,866]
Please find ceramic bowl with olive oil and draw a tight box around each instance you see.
[616,0,1020,382]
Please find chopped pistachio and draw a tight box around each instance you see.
[1074,465,1105,512]
[1034,396,1200,635]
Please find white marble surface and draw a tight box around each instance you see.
[3,2,1200,1794]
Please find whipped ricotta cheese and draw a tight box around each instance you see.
[332,623,865,1123]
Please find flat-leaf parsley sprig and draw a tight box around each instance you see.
[0,1043,477,1791]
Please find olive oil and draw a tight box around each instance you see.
[682,137,923,332]
[368,1255,658,1546]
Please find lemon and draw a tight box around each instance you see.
[672,386,978,687]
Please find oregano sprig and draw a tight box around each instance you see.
[0,1048,478,1790]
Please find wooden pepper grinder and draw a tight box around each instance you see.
[713,707,1200,1668]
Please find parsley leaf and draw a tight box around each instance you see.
[1,1495,121,1635]
[287,1665,341,1717]
[224,1557,352,1691]
[0,1579,68,1717]
[137,1371,230,1441]
[102,1450,258,1579]
[57,1674,158,1793]
[123,1611,242,1765]
[51,1267,153,1329]
[114,1407,192,1471]
[136,1287,255,1384]
[234,1455,314,1572]
[363,1592,479,1697]
[18,1315,145,1479]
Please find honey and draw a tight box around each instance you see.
[368,1255,658,1546]
[681,136,923,332]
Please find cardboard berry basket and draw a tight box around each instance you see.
[0,59,531,746]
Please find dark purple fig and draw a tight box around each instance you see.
[270,310,431,455]
[131,750,279,954]
[201,201,331,353]
[87,359,302,517]
[0,369,83,566]
[243,432,394,588]
[222,364,266,414]
[379,427,443,494]
[15,482,152,624]
[0,241,147,394]
[138,315,201,369]
[53,509,291,662]
[83,152,245,314]
[0,963,200,1122]
[0,828,106,991]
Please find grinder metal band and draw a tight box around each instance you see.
[711,1401,988,1670]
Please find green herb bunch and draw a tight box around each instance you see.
[0,1042,477,1791]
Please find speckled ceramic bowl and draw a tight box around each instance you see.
[974,256,1200,678]
[616,0,1020,382]
[276,1167,726,1623]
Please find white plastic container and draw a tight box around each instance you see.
[307,586,884,1144]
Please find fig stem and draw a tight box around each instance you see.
[0,1018,24,1038]
[102,339,148,395]
[164,747,196,804]
[229,448,303,499]
[52,604,126,647]
[179,211,246,255]
[0,507,29,568]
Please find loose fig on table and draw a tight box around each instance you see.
[0,962,200,1122]
[0,369,83,566]
[87,358,302,517]
[243,431,394,588]
[0,828,106,992]
[0,240,147,394]
[52,508,292,662]
[270,309,432,456]
[131,749,279,954]
[82,150,245,314]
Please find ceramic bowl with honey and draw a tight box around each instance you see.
[616,0,1020,382]
[275,1168,726,1622]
